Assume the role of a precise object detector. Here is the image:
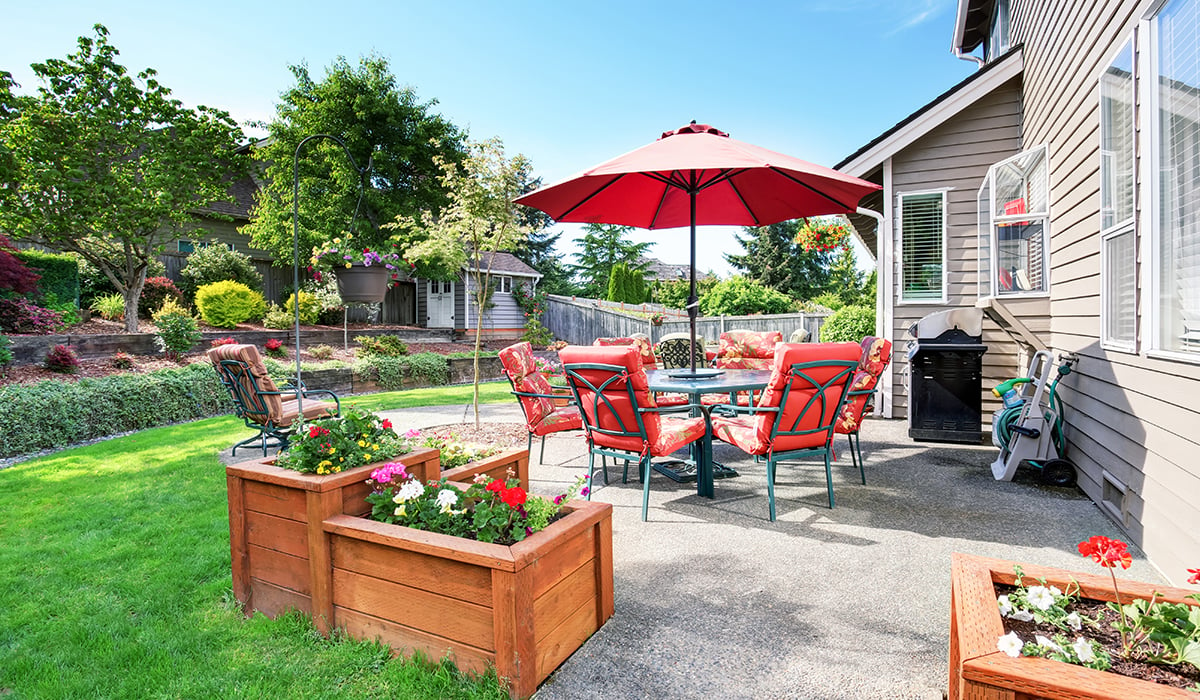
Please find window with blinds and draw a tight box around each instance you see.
[1155,0,1200,356]
[899,191,946,302]
[1101,38,1137,351]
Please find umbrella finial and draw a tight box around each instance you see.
[661,122,729,139]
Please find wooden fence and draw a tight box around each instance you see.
[544,294,829,346]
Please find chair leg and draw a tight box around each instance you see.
[824,453,836,509]
[852,432,866,484]
[641,454,652,522]
[586,452,595,500]
[540,435,547,464]
[767,457,777,522]
[527,432,533,456]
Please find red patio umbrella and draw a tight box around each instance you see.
[515,122,881,375]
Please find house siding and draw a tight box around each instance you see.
[887,78,1031,417]
[1010,0,1200,583]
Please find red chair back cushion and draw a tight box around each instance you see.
[755,342,861,452]
[594,335,657,369]
[561,345,659,452]
[499,342,556,428]
[836,336,893,433]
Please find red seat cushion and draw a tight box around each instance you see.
[531,405,584,436]
[651,415,707,456]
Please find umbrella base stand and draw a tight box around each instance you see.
[653,459,739,483]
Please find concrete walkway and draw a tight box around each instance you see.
[378,404,1163,700]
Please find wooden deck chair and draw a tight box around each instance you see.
[208,344,340,456]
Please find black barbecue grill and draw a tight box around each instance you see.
[907,308,988,444]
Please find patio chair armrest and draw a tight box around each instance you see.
[709,403,779,419]
[639,403,702,416]
[299,388,340,408]
[511,389,578,407]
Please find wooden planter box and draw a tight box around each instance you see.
[225,447,443,622]
[440,447,530,486]
[949,552,1199,699]
[324,498,613,699]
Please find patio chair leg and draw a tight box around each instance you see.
[767,458,777,521]
[641,454,652,522]
[539,435,547,464]
[586,452,595,500]
[527,432,533,456]
[824,454,836,509]
[853,432,866,484]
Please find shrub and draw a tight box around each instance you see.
[261,304,293,330]
[14,248,77,303]
[810,292,845,312]
[698,276,793,316]
[177,241,262,301]
[264,338,288,358]
[44,344,80,374]
[210,336,237,347]
[194,280,266,329]
[0,235,41,294]
[76,253,166,307]
[90,293,126,321]
[0,335,12,368]
[356,335,408,357]
[285,291,320,325]
[138,276,184,319]
[354,352,448,390]
[819,305,876,343]
[0,363,229,458]
[522,318,554,347]
[308,344,335,360]
[111,351,134,369]
[152,302,202,360]
[42,292,81,327]
[0,298,65,334]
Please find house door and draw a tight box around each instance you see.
[427,280,455,327]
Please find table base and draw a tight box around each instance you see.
[653,460,740,483]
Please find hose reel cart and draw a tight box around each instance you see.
[990,351,1079,486]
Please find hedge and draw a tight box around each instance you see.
[15,250,80,306]
[353,352,449,390]
[0,363,230,458]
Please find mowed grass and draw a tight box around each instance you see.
[0,383,512,698]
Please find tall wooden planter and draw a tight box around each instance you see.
[225,447,442,624]
[949,552,1199,700]
[324,498,613,699]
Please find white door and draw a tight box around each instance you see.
[427,280,455,327]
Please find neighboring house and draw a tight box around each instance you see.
[416,251,541,338]
[639,257,692,282]
[838,0,1200,583]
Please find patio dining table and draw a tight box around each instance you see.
[645,368,772,498]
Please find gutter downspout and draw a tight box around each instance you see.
[856,204,894,418]
[954,48,985,68]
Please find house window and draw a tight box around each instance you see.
[977,147,1051,298]
[1101,38,1137,351]
[1153,0,1200,357]
[899,191,946,303]
[177,240,234,254]
[497,276,513,294]
[986,0,1010,61]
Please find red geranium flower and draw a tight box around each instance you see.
[485,480,504,494]
[1188,568,1200,585]
[309,426,322,438]
[501,487,527,508]
[381,419,392,430]
[1078,535,1132,570]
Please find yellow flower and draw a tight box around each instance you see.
[363,454,371,460]
[345,263,352,268]
[358,440,366,447]
[329,447,336,454]
[372,444,380,451]
[394,504,406,517]
[333,237,341,244]
[339,457,345,462]
[361,433,369,438]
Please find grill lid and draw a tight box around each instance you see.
[907,308,983,341]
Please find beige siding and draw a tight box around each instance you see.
[1012,0,1200,583]
[887,78,1035,417]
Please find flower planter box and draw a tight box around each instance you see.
[225,448,442,623]
[949,552,1199,699]
[324,498,613,699]
[439,447,529,486]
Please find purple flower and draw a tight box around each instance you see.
[580,487,590,497]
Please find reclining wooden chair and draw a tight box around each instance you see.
[834,336,893,474]
[208,344,340,457]
[560,345,707,521]
[710,342,861,519]
[498,341,583,464]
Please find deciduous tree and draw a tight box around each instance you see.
[0,25,248,331]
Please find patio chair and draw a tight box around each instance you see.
[714,329,782,370]
[593,334,657,369]
[655,332,707,370]
[208,344,340,457]
[498,341,584,464]
[560,345,707,521]
[710,342,861,519]
[834,337,893,474]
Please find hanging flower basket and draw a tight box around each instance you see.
[794,219,852,252]
[335,263,390,303]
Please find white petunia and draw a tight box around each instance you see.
[1035,635,1063,654]
[997,595,1013,616]
[997,632,1024,657]
[392,479,425,504]
[1027,585,1055,611]
[1049,585,1063,597]
[1072,637,1096,663]
[436,489,459,513]
[1065,612,1082,631]
[1011,610,1034,622]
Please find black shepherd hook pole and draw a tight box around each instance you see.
[291,134,369,422]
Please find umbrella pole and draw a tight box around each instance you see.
[688,189,698,375]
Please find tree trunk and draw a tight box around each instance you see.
[123,268,148,334]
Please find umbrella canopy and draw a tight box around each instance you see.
[515,122,882,375]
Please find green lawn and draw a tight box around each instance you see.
[0,383,513,699]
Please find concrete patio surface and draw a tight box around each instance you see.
[378,403,1164,700]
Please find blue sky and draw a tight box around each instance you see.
[2,0,976,276]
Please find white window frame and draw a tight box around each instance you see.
[897,189,948,305]
[1100,36,1139,353]
[177,239,234,253]
[497,275,513,294]
[1147,0,1200,364]
[976,145,1052,300]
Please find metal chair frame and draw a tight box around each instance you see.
[505,384,579,464]
[212,358,340,457]
[713,359,857,519]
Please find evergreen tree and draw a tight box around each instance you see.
[725,221,833,301]
[571,224,651,298]
[827,245,866,305]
